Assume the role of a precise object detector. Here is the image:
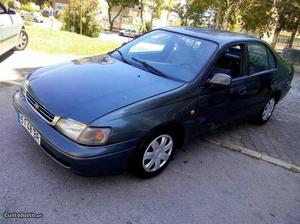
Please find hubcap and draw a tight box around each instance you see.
[262,98,275,121]
[17,31,27,49]
[142,134,173,172]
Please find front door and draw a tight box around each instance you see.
[196,43,251,132]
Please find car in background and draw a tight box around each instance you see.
[0,3,28,57]
[42,9,60,19]
[13,27,293,178]
[21,11,43,23]
[119,29,138,38]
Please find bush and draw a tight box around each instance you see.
[21,3,35,12]
[61,1,101,38]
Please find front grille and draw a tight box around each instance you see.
[26,92,55,123]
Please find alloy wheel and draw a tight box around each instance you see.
[16,31,28,50]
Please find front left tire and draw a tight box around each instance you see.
[133,131,175,178]
[14,30,28,51]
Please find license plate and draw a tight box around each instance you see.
[18,112,41,145]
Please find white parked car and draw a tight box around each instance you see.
[21,11,43,23]
[119,29,138,38]
[0,3,28,56]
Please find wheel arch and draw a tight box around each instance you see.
[273,91,281,103]
[139,121,186,149]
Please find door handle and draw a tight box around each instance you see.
[239,89,247,95]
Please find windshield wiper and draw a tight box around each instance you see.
[114,49,130,65]
[131,57,168,78]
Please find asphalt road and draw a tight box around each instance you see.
[0,51,300,224]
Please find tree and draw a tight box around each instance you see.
[211,0,244,30]
[171,0,209,26]
[149,0,164,29]
[139,0,146,32]
[288,17,300,47]
[239,0,275,37]
[106,0,138,31]
[61,0,101,37]
[271,0,300,48]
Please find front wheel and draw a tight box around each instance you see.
[133,132,175,178]
[253,97,276,125]
[14,30,28,51]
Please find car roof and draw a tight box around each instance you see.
[161,26,262,47]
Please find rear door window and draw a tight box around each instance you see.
[267,48,276,69]
[247,43,269,74]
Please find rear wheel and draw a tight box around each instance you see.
[253,97,276,125]
[133,131,175,178]
[15,30,28,51]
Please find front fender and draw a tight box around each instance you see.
[90,96,198,145]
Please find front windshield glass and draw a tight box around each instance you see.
[111,30,218,82]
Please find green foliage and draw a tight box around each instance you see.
[1,0,9,5]
[239,0,275,37]
[275,0,300,32]
[61,0,101,38]
[21,3,36,12]
[148,0,164,28]
[171,0,210,26]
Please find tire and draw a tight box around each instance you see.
[252,97,276,125]
[14,30,28,51]
[133,130,176,178]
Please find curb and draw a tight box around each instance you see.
[205,137,300,173]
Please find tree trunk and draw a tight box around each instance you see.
[288,18,300,48]
[108,5,112,31]
[150,10,155,29]
[140,0,144,32]
[271,25,281,48]
[108,6,123,31]
[79,0,82,35]
[214,10,220,29]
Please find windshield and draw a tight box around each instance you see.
[111,30,218,82]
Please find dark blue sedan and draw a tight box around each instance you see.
[13,27,293,177]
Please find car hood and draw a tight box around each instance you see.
[27,54,183,124]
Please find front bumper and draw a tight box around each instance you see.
[13,89,139,176]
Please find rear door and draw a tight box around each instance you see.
[243,42,276,115]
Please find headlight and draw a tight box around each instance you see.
[22,74,31,96]
[55,118,111,146]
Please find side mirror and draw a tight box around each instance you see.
[210,73,232,86]
[7,8,16,15]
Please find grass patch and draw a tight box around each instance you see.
[26,25,120,56]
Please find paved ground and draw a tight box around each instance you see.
[0,50,77,84]
[0,51,300,224]
[99,32,133,44]
[209,67,300,166]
